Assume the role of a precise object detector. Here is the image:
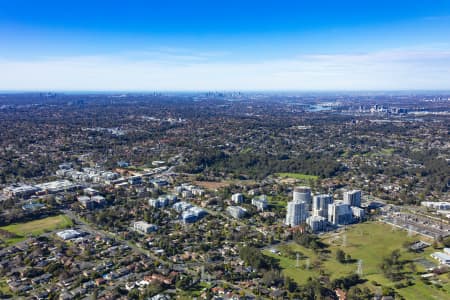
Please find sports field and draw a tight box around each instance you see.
[0,215,73,245]
[276,173,319,180]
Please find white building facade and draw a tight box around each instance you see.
[293,186,312,210]
[285,200,309,226]
[232,193,244,204]
[343,190,362,207]
[328,201,353,225]
[312,194,333,217]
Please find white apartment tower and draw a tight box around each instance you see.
[343,190,362,207]
[285,200,309,226]
[306,215,327,232]
[328,201,353,225]
[293,186,312,210]
[312,194,333,217]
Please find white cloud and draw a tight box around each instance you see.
[1,47,450,91]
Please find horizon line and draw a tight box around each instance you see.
[1,89,450,95]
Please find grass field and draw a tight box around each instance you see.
[266,195,288,209]
[276,173,319,181]
[0,215,73,245]
[264,222,450,299]
[0,279,11,296]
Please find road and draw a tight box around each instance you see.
[63,209,256,296]
[63,210,170,265]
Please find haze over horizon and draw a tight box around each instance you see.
[1,0,450,91]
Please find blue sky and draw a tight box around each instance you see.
[1,0,450,91]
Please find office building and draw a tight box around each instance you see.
[133,221,158,234]
[181,190,193,198]
[421,201,450,210]
[191,188,205,196]
[182,207,207,223]
[149,194,177,208]
[148,197,168,208]
[227,206,247,219]
[78,195,95,210]
[173,201,193,212]
[3,184,41,199]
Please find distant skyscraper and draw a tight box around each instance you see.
[343,190,362,207]
[285,200,309,226]
[293,186,312,210]
[312,194,333,217]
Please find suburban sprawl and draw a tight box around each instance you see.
[0,92,449,300]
